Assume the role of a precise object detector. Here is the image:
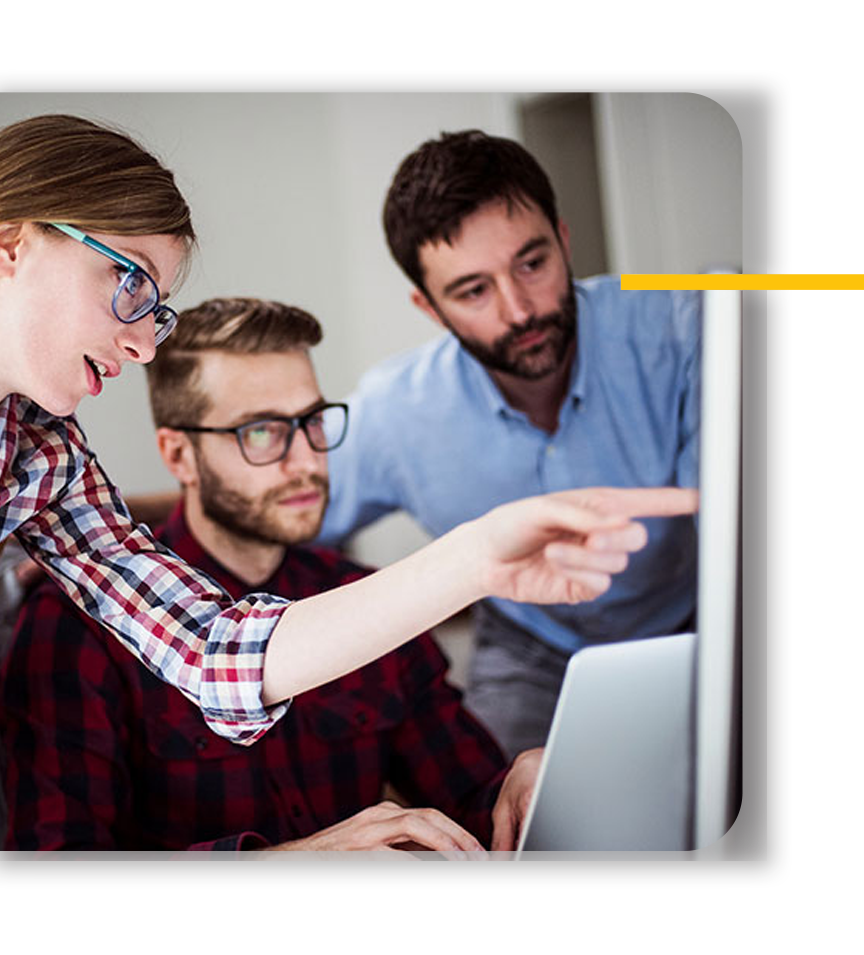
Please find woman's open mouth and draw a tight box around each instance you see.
[84,356,107,396]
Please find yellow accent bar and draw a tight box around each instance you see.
[621,274,864,291]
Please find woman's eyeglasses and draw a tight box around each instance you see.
[50,223,178,345]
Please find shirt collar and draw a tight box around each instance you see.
[156,502,283,601]
[460,348,510,416]
[0,395,17,480]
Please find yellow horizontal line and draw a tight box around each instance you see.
[621,274,864,290]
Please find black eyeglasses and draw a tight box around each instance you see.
[173,402,349,466]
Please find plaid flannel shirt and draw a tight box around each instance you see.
[0,504,508,851]
[0,395,290,743]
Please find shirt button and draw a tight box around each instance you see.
[195,736,208,752]
[546,446,556,456]
[355,711,368,726]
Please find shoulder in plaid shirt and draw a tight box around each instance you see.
[0,503,509,851]
[1,394,290,743]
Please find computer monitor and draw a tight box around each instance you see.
[691,291,768,861]
[693,288,742,848]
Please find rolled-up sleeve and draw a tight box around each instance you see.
[4,398,290,744]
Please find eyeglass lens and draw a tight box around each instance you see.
[239,406,347,464]
[153,308,177,345]
[114,269,159,322]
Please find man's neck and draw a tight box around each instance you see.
[182,495,286,587]
[488,338,577,433]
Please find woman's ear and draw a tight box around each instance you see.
[155,428,199,487]
[0,223,26,278]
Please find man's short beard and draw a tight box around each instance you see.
[440,280,576,380]
[195,451,329,547]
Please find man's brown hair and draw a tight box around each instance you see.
[383,129,560,293]
[146,297,322,428]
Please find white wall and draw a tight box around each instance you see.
[0,92,741,565]
[595,92,742,274]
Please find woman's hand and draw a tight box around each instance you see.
[473,487,699,605]
[263,486,698,704]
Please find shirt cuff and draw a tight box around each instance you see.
[187,831,272,851]
[198,598,293,745]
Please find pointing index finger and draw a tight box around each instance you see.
[565,487,700,520]
[609,487,699,517]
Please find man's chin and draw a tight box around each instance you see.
[505,345,566,380]
[201,506,325,549]
[267,508,326,546]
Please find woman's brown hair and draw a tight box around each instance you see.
[0,114,195,244]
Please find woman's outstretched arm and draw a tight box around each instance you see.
[262,486,698,703]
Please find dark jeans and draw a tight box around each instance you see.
[463,603,572,761]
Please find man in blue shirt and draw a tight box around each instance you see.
[319,130,701,757]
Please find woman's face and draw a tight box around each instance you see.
[0,223,186,416]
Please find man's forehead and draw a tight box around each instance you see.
[197,349,320,409]
[418,199,553,277]
[198,347,315,375]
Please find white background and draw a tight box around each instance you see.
[2,2,861,952]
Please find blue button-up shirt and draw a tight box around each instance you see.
[320,276,701,654]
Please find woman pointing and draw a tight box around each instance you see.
[0,114,697,743]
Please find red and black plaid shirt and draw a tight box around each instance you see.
[1,395,290,743]
[0,505,508,851]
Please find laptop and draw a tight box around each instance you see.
[515,632,696,854]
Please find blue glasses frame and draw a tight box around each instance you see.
[50,222,178,345]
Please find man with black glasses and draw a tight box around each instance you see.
[0,296,540,853]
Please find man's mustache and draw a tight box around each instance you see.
[500,312,570,349]
[263,473,330,505]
